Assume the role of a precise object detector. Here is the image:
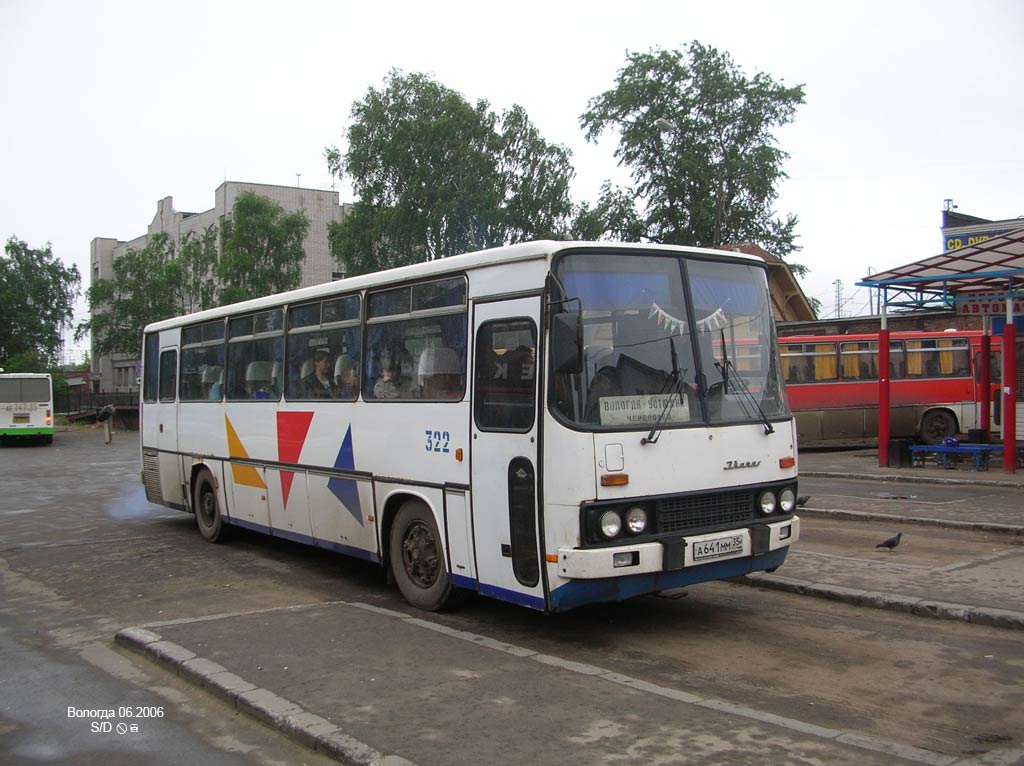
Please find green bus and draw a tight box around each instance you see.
[0,373,55,444]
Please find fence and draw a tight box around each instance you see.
[55,390,139,415]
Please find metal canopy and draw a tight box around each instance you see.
[857,227,1024,310]
[855,227,1022,473]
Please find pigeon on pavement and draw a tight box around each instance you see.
[875,532,902,552]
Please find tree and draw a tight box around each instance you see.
[571,182,646,241]
[1,237,80,368]
[176,225,219,314]
[217,191,310,304]
[325,70,575,276]
[580,41,805,264]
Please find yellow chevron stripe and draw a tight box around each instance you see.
[225,415,266,489]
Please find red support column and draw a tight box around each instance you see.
[1003,323,1017,473]
[878,328,891,467]
[980,333,991,437]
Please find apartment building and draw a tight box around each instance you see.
[90,181,350,393]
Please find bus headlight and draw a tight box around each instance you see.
[757,490,777,515]
[599,510,622,538]
[779,487,796,514]
[624,506,648,534]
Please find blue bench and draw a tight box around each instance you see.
[909,443,1001,471]
[909,443,1024,471]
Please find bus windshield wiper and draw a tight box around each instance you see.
[717,328,773,435]
[642,337,686,446]
[715,359,775,435]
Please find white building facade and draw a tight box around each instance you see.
[90,181,350,393]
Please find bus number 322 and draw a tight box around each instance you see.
[425,430,451,454]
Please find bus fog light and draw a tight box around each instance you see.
[758,490,777,515]
[779,488,796,513]
[600,510,622,538]
[613,551,639,568]
[625,506,648,534]
[780,525,792,541]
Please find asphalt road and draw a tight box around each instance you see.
[1,429,1022,765]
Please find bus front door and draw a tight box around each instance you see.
[470,298,545,611]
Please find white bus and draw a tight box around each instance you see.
[0,372,55,445]
[140,240,800,613]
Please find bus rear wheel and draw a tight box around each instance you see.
[194,470,229,543]
[920,410,956,445]
[389,500,455,611]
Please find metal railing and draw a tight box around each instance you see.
[55,391,139,415]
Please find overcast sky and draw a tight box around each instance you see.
[2,0,1022,356]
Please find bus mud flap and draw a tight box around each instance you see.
[662,539,686,571]
[749,525,771,555]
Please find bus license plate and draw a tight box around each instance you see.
[13,414,29,423]
[691,533,745,562]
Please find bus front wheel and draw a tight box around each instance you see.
[920,410,957,445]
[389,500,455,611]
[194,470,229,543]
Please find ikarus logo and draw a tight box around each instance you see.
[724,459,761,470]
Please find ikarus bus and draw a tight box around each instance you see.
[140,241,799,613]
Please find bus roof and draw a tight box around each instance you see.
[143,239,764,334]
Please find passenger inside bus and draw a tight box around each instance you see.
[372,343,413,399]
[302,350,336,398]
[334,354,359,399]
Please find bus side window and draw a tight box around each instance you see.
[159,350,177,402]
[143,333,160,403]
[474,320,537,431]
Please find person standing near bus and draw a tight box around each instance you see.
[97,404,115,444]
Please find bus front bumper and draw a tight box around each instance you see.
[556,517,799,580]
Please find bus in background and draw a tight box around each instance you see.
[140,240,799,614]
[780,330,1001,446]
[0,373,55,445]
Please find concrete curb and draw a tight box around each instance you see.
[114,627,416,766]
[800,469,1024,490]
[739,573,1024,630]
[798,506,1024,536]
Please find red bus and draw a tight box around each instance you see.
[779,330,1002,445]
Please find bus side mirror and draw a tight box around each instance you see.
[551,312,583,375]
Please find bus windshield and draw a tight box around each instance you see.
[552,251,789,430]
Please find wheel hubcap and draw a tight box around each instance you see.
[401,520,440,588]
[199,490,216,526]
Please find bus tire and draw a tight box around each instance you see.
[920,410,956,445]
[194,469,229,543]
[389,500,455,611]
